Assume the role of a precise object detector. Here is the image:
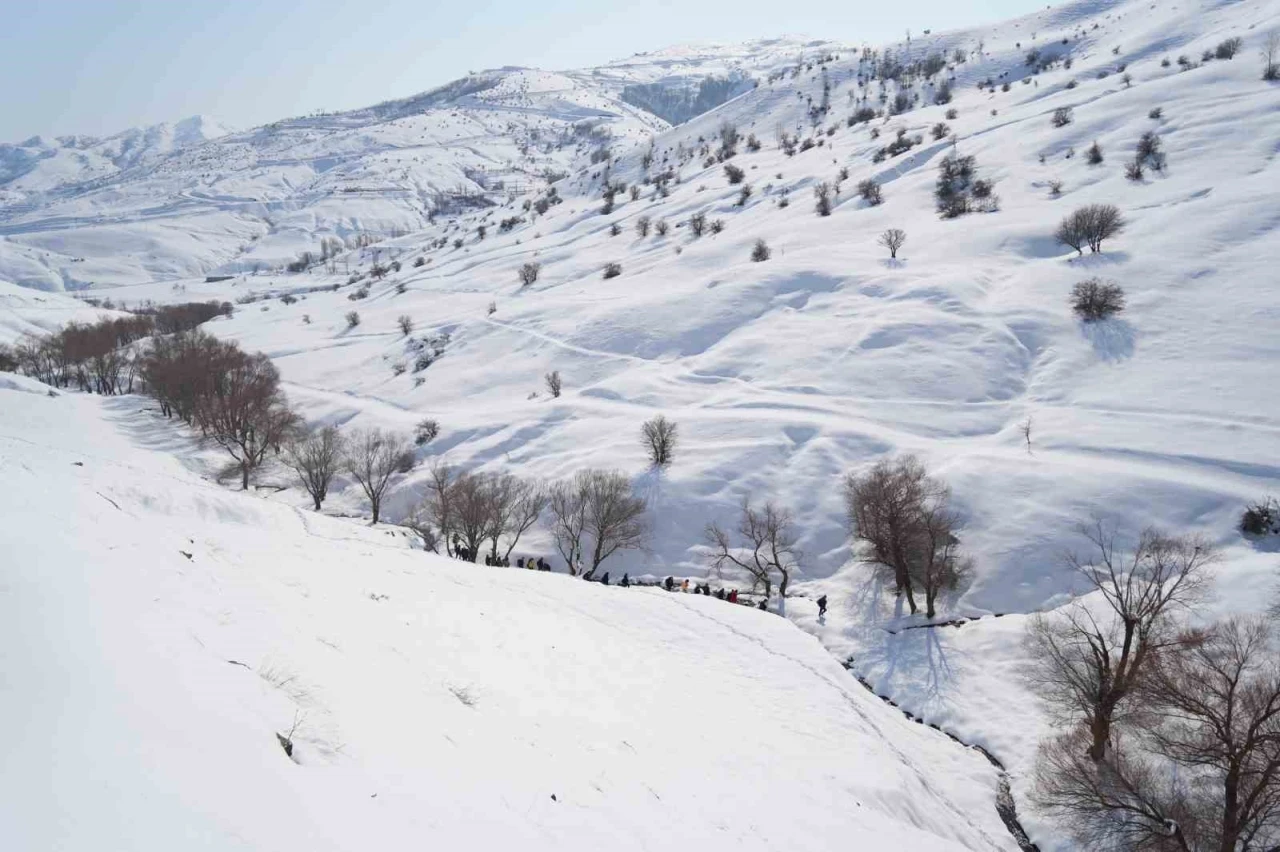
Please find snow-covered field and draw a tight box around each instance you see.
[2,0,1279,848]
[0,386,1020,851]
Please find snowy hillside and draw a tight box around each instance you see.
[0,43,830,293]
[3,0,1279,848]
[0,384,1020,851]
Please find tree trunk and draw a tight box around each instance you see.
[312,494,323,511]
[241,463,250,490]
[1087,714,1110,762]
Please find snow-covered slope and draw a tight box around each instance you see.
[3,0,1278,848]
[115,0,1277,598]
[0,278,125,343]
[0,384,1019,851]
[0,44,832,293]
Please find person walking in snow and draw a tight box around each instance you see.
[620,573,630,588]
[817,595,828,618]
[714,587,725,600]
[681,578,689,593]
[727,590,739,604]
[600,572,610,585]
[664,576,675,592]
[757,599,768,611]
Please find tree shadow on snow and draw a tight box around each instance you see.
[1081,318,1136,361]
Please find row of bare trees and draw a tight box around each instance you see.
[1026,522,1280,851]
[7,302,233,395]
[141,330,299,489]
[402,465,647,574]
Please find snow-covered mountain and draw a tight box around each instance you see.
[3,0,1279,848]
[0,42,833,293]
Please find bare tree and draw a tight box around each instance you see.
[688,212,707,237]
[448,470,492,561]
[1263,30,1279,80]
[1020,415,1034,454]
[879,228,906,259]
[545,370,562,398]
[548,470,646,575]
[484,474,547,560]
[843,455,970,618]
[518,262,541,286]
[422,460,457,556]
[635,215,651,237]
[397,315,413,336]
[641,414,678,468]
[196,352,299,490]
[345,311,360,329]
[1026,521,1218,762]
[286,425,344,510]
[548,473,589,574]
[1072,278,1126,321]
[706,498,801,612]
[1035,618,1280,852]
[343,428,413,524]
[1057,204,1125,255]
[582,469,647,575]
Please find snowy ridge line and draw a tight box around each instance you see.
[841,658,1040,852]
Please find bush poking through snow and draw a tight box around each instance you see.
[736,184,752,207]
[1055,204,1126,255]
[857,179,883,206]
[414,418,440,447]
[1071,278,1126,321]
[878,228,906,259]
[518,262,541,286]
[398,315,413,336]
[1265,31,1280,80]
[1148,106,1163,120]
[724,164,746,185]
[641,414,678,468]
[1049,180,1064,197]
[1215,37,1243,59]
[344,311,360,329]
[544,370,561,398]
[1085,141,1103,165]
[688,212,707,237]
[602,262,622,279]
[1240,497,1280,535]
[635,216,651,237]
[751,239,771,262]
[1052,106,1074,127]
[934,153,997,217]
[814,182,833,216]
[1135,131,1166,171]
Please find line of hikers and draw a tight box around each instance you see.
[449,540,829,619]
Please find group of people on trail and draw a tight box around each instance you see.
[450,545,830,619]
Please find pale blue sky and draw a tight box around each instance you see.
[2,0,1049,141]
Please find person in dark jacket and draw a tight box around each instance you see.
[664,576,675,592]
[600,572,610,585]
[758,599,768,611]
[517,557,525,569]
[817,595,828,618]
[620,573,630,588]
[714,588,725,600]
